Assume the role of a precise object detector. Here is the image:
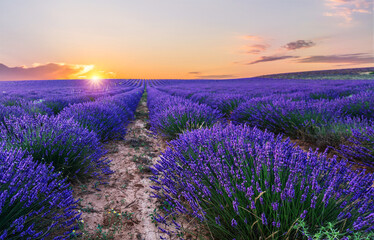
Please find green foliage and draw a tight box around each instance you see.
[159,114,210,140]
[294,219,374,240]
[219,99,242,116]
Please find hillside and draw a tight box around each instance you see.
[258,67,374,80]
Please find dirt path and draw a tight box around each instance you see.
[74,93,167,240]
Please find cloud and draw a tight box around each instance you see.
[193,74,236,79]
[188,72,201,75]
[0,63,115,81]
[249,55,299,65]
[187,71,235,79]
[246,44,270,54]
[297,53,374,64]
[324,0,373,22]
[240,35,270,55]
[283,40,316,50]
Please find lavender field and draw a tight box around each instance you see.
[0,79,145,239]
[147,78,374,239]
[1,77,374,239]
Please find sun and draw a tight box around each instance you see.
[90,75,102,84]
[91,75,101,83]
[89,75,103,88]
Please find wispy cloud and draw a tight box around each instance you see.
[188,71,201,75]
[196,74,236,79]
[297,53,374,64]
[283,40,316,50]
[187,72,236,79]
[324,0,373,23]
[239,35,270,55]
[0,63,115,81]
[248,55,299,65]
[246,44,270,54]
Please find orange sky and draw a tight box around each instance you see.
[0,0,373,80]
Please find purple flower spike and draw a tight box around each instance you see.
[0,143,80,239]
[231,218,238,227]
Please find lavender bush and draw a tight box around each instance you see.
[0,105,27,122]
[23,100,54,116]
[59,101,127,142]
[154,79,374,150]
[231,97,370,149]
[43,98,73,115]
[148,88,223,139]
[0,96,25,107]
[97,88,144,121]
[336,92,374,120]
[339,125,374,167]
[0,114,111,181]
[188,93,249,117]
[0,143,80,239]
[150,124,374,239]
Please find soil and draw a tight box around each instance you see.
[73,94,167,240]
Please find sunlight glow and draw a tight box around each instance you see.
[91,75,101,83]
[89,75,103,88]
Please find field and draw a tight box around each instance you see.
[0,75,373,240]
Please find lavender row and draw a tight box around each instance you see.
[151,78,374,165]
[0,79,142,100]
[0,80,144,239]
[0,86,143,181]
[339,126,374,167]
[3,81,143,175]
[231,94,372,148]
[0,140,81,239]
[153,78,373,100]
[230,92,374,166]
[154,79,374,119]
[150,124,374,239]
[0,114,111,181]
[147,86,223,140]
[59,87,143,142]
[0,80,140,117]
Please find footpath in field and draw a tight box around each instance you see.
[74,93,166,239]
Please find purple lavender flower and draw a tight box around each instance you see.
[261,213,268,225]
[231,218,237,227]
[300,210,308,219]
[59,101,127,141]
[339,125,374,167]
[215,216,221,225]
[0,143,80,239]
[147,87,223,139]
[0,114,111,180]
[150,123,374,239]
[271,202,279,211]
[233,198,239,214]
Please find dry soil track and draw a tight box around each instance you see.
[73,93,167,240]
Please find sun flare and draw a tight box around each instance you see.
[91,75,101,83]
[88,75,103,88]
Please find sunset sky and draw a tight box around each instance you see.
[0,0,373,80]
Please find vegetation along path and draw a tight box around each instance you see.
[73,92,166,239]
